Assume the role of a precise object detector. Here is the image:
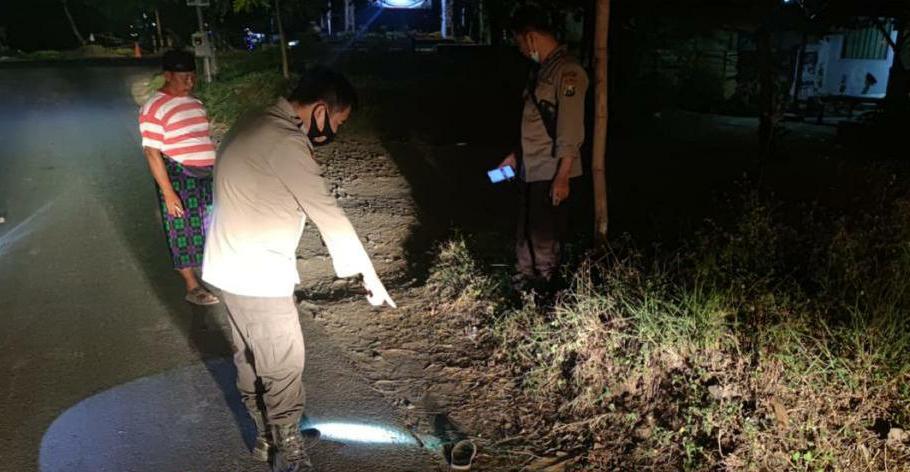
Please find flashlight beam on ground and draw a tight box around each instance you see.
[0,201,54,258]
[308,422,417,445]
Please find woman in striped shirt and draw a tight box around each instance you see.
[138,50,219,306]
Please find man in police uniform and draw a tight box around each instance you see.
[203,68,395,471]
[500,7,589,289]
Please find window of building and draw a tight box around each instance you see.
[842,23,892,60]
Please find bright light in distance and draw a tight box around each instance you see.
[309,422,416,445]
[377,0,430,9]
[288,40,300,47]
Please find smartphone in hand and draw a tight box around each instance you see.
[488,165,516,184]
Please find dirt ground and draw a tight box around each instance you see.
[280,108,906,470]
[140,70,520,467]
[288,134,519,469]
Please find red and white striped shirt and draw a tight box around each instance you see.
[139,92,216,166]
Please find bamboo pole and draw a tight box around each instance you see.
[592,0,610,243]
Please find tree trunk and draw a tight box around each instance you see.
[757,24,773,160]
[885,19,908,108]
[344,0,355,33]
[62,0,86,46]
[789,33,808,110]
[488,1,505,47]
[155,9,165,53]
[325,1,333,36]
[441,0,453,39]
[477,0,488,44]
[592,0,610,243]
[275,0,289,79]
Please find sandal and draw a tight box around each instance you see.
[185,286,219,306]
[449,439,477,471]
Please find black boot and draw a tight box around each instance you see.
[271,424,313,472]
[250,412,273,462]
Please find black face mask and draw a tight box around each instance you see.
[307,106,336,147]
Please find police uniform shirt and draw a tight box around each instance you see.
[202,98,376,297]
[520,46,589,183]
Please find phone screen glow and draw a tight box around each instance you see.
[488,165,515,184]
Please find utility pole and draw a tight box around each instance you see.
[186,0,218,80]
[195,5,212,83]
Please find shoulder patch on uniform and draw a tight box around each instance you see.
[561,70,578,97]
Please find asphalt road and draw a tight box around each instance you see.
[0,64,437,472]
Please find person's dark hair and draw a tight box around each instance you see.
[287,66,358,112]
[510,6,554,36]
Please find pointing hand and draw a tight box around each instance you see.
[363,272,397,309]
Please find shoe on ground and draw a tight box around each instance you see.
[252,433,272,462]
[449,439,477,470]
[271,425,314,472]
[185,286,219,305]
[510,273,537,292]
[249,408,273,462]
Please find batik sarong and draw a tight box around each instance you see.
[156,158,213,269]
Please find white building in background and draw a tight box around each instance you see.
[795,24,898,100]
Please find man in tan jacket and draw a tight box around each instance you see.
[202,67,394,471]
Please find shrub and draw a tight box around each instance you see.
[195,69,290,128]
[445,192,910,470]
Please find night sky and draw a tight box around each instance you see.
[1,1,89,51]
[1,1,229,52]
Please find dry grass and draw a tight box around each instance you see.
[429,191,910,471]
[426,238,502,313]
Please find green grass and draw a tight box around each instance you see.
[18,46,135,61]
[196,69,289,126]
[430,190,910,470]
